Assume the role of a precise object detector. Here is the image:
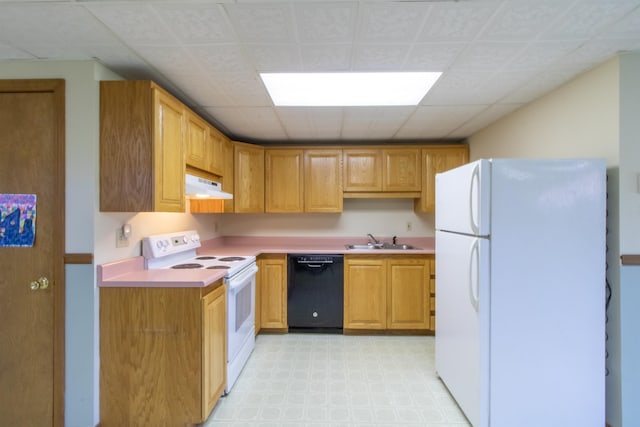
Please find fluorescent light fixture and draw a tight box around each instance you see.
[260,72,442,106]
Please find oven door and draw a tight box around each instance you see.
[226,263,258,364]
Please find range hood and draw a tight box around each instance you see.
[185,174,233,199]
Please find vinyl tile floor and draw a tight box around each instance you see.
[200,333,470,427]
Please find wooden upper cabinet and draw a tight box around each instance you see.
[100,80,185,212]
[343,148,382,192]
[222,138,235,213]
[234,142,264,213]
[265,148,304,213]
[415,145,469,213]
[185,109,209,172]
[208,127,226,177]
[343,147,422,196]
[382,148,421,192]
[304,149,343,213]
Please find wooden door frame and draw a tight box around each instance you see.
[0,79,66,426]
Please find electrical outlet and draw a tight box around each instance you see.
[406,221,413,232]
[116,227,130,248]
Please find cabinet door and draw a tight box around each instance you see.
[223,138,234,213]
[185,110,209,171]
[343,148,382,192]
[383,148,421,191]
[415,145,469,213]
[202,283,226,420]
[265,149,304,213]
[387,257,430,330]
[344,257,386,329]
[153,87,185,212]
[208,127,225,176]
[234,142,264,213]
[304,149,343,213]
[259,255,287,329]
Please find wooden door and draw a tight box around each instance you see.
[153,87,185,212]
[265,149,303,213]
[259,255,287,329]
[387,257,430,330]
[234,142,264,213]
[202,283,226,420]
[342,148,382,192]
[0,79,65,426]
[343,256,386,329]
[304,149,343,213]
[382,148,421,192]
[185,108,209,171]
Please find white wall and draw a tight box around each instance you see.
[467,55,637,427]
[220,198,434,239]
[469,57,619,167]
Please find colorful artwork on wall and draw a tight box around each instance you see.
[0,194,37,247]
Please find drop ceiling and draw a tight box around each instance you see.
[1,0,640,144]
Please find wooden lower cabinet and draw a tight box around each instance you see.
[258,254,288,331]
[100,282,226,426]
[344,255,432,332]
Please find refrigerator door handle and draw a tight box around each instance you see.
[469,163,480,235]
[469,238,480,312]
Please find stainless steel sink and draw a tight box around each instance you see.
[381,243,421,250]
[344,243,421,250]
[344,244,381,250]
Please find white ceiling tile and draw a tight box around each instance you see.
[276,107,344,140]
[499,69,579,104]
[205,106,288,141]
[151,3,236,44]
[342,106,414,140]
[293,2,358,44]
[421,70,494,105]
[397,105,487,139]
[542,0,640,41]
[134,45,200,77]
[598,5,640,39]
[351,44,411,70]
[357,2,429,43]
[417,2,501,42]
[187,44,253,73]
[223,3,294,43]
[448,103,523,138]
[84,3,176,45]
[404,42,465,71]
[300,44,352,71]
[478,1,573,42]
[209,72,273,107]
[244,44,302,72]
[505,41,582,70]
[452,42,525,71]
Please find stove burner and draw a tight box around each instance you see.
[206,265,231,270]
[218,257,246,262]
[195,256,217,260]
[171,263,204,269]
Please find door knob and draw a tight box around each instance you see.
[30,277,49,291]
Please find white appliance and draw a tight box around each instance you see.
[185,173,233,199]
[435,159,606,427]
[142,231,257,394]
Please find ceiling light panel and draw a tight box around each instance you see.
[261,72,442,106]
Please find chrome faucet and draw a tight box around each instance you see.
[367,233,380,245]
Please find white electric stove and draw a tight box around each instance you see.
[142,230,257,394]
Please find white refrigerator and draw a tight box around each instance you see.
[435,159,606,427]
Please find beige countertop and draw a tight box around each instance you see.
[98,235,435,288]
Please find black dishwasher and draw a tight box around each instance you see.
[287,254,344,332]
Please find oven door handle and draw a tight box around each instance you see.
[225,264,259,291]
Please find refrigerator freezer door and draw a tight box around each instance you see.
[435,230,489,427]
[435,159,490,236]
